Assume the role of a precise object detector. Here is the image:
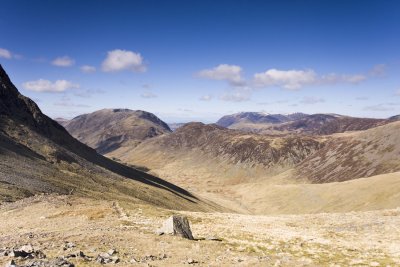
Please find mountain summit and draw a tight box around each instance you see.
[61,108,171,154]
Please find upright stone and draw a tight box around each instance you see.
[157,215,194,240]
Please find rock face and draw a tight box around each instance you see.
[158,215,194,240]
[61,109,171,154]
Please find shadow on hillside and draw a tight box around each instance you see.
[48,123,199,202]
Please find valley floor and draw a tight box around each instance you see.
[0,195,399,266]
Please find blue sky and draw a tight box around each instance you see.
[0,0,399,122]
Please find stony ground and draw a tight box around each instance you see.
[0,195,399,266]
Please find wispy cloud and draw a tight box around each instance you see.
[369,64,386,77]
[219,90,251,102]
[0,48,12,59]
[140,91,157,98]
[300,96,325,105]
[198,64,244,86]
[320,73,367,84]
[22,79,79,92]
[54,102,90,108]
[102,49,146,72]
[355,96,369,101]
[364,104,395,112]
[51,56,75,67]
[257,100,289,105]
[80,65,96,73]
[199,94,212,101]
[73,89,105,98]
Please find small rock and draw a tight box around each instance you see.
[110,256,120,263]
[187,258,198,264]
[107,249,117,256]
[157,215,194,240]
[142,254,157,262]
[63,242,75,250]
[96,252,119,264]
[5,260,16,267]
[52,257,75,267]
[34,250,46,259]
[0,248,10,257]
[11,244,35,258]
[65,251,85,259]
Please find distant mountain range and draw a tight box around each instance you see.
[216,112,309,127]
[216,111,397,135]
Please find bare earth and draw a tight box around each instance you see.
[1,195,399,267]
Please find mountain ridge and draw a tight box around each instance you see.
[61,108,171,154]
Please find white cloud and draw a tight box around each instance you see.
[22,79,80,92]
[396,89,400,96]
[102,49,146,72]
[199,95,212,101]
[300,96,325,105]
[140,91,157,98]
[0,48,12,59]
[51,56,75,67]
[80,65,96,73]
[198,64,244,85]
[253,69,317,90]
[253,68,367,90]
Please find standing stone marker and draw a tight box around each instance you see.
[157,215,194,240]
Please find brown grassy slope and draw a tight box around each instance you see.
[62,108,171,154]
[233,171,400,214]
[0,64,221,212]
[108,122,323,185]
[294,121,400,183]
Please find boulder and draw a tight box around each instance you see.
[157,215,194,240]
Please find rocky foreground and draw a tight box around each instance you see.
[0,195,399,266]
